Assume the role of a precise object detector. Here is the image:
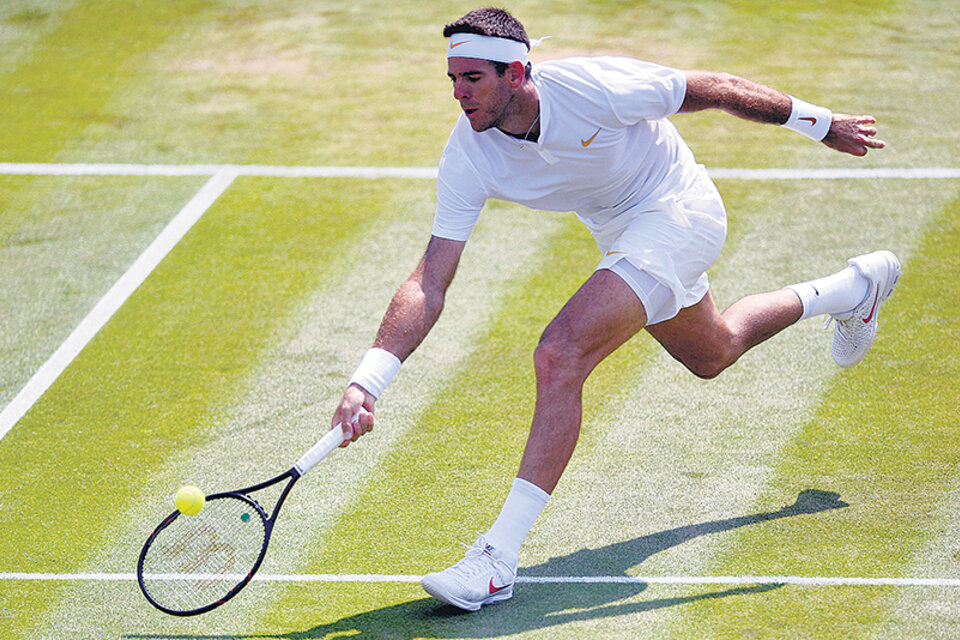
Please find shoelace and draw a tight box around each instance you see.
[446,553,494,580]
[447,536,513,580]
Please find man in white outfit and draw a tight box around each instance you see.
[331,7,899,611]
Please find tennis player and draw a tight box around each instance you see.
[332,7,898,611]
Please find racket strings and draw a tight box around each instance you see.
[140,496,266,613]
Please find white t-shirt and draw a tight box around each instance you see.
[433,56,703,241]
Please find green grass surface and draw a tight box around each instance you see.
[1,1,958,638]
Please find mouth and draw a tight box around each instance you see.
[462,106,479,117]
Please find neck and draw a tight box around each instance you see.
[497,84,540,141]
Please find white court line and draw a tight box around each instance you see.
[1,162,959,179]
[2,572,960,587]
[1,160,957,440]
[0,162,438,179]
[0,168,238,442]
[708,167,960,180]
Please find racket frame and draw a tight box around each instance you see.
[137,467,302,616]
[137,422,348,616]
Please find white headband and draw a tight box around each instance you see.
[447,33,530,65]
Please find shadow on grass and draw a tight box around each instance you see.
[127,489,847,640]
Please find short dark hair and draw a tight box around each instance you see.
[443,7,531,76]
[443,7,530,46]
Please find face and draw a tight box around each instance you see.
[447,57,515,132]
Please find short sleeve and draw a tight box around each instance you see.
[433,142,487,242]
[587,57,687,125]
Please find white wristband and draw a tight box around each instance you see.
[782,96,833,141]
[349,348,401,399]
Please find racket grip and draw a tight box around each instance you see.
[292,411,362,476]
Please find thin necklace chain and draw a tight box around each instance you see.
[523,113,540,140]
[514,112,540,148]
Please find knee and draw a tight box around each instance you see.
[681,349,737,379]
[687,360,725,380]
[533,329,589,388]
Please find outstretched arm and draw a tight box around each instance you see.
[332,235,466,443]
[371,235,466,362]
[679,70,885,156]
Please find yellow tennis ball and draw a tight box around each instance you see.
[174,485,205,516]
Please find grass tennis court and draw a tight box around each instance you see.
[1,1,959,638]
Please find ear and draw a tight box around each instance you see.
[506,60,526,88]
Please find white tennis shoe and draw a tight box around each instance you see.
[420,535,517,611]
[827,250,901,368]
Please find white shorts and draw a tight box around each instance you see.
[588,171,727,325]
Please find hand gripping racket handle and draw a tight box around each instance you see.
[292,411,364,476]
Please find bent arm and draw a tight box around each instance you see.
[679,70,885,156]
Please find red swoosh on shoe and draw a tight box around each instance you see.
[863,289,881,323]
[489,578,510,594]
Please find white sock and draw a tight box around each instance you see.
[483,478,550,563]
[786,265,869,321]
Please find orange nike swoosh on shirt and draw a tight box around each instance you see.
[605,250,624,256]
[581,128,601,147]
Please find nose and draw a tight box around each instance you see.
[453,79,469,102]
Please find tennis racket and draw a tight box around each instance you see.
[137,418,359,616]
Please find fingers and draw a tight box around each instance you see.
[856,115,886,151]
[345,408,375,442]
[825,114,886,156]
[337,411,373,446]
[851,129,886,156]
[332,384,376,447]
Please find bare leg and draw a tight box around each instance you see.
[518,281,802,493]
[517,269,648,492]
[422,277,808,611]
[647,289,802,379]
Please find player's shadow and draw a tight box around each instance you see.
[283,488,847,640]
[126,489,846,640]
